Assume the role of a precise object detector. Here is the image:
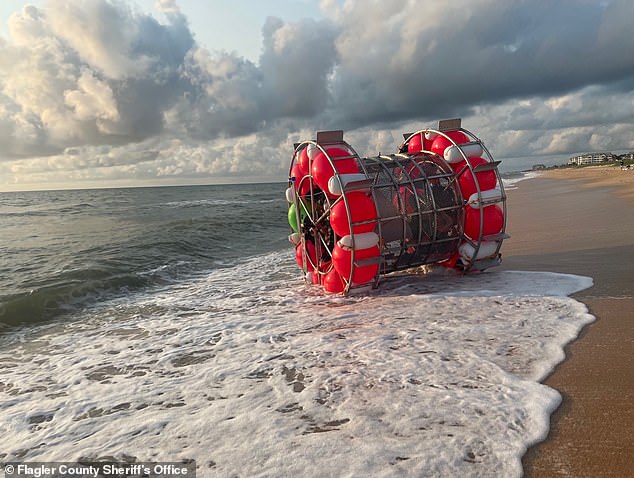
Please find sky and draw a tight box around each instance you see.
[1,0,634,191]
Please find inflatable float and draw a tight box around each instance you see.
[286,118,508,294]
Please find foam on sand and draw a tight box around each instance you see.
[0,252,593,477]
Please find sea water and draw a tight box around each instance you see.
[0,176,594,477]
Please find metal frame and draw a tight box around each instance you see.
[287,119,508,294]
[401,121,508,271]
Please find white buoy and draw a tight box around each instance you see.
[337,232,380,251]
[327,173,369,196]
[288,232,301,245]
[444,143,484,163]
[307,143,318,159]
[285,186,296,203]
[459,241,499,260]
[466,188,503,208]
[425,130,438,141]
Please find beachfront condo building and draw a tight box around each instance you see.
[568,152,618,165]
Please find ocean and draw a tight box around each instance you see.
[0,176,594,477]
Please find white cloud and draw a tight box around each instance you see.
[64,69,120,124]
[1,0,634,190]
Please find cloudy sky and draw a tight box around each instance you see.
[1,0,634,191]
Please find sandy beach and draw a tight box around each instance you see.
[543,165,634,202]
[500,166,634,477]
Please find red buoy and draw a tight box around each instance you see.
[407,132,434,153]
[298,147,310,175]
[323,269,346,293]
[452,157,497,198]
[430,131,468,157]
[312,147,359,195]
[332,244,379,284]
[291,163,311,196]
[295,240,317,271]
[464,205,504,239]
[329,192,377,237]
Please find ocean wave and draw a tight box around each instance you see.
[0,261,201,329]
[160,198,281,208]
[1,184,289,329]
[501,170,542,189]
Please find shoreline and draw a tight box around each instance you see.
[500,167,634,476]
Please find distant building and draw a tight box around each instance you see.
[567,152,618,165]
[620,152,634,161]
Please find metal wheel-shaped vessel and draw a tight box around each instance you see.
[286,119,508,294]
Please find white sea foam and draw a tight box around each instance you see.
[0,252,594,477]
[161,198,279,208]
[501,171,542,190]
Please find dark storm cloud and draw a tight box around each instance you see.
[259,16,337,118]
[325,0,634,128]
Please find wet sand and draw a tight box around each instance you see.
[499,167,634,477]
